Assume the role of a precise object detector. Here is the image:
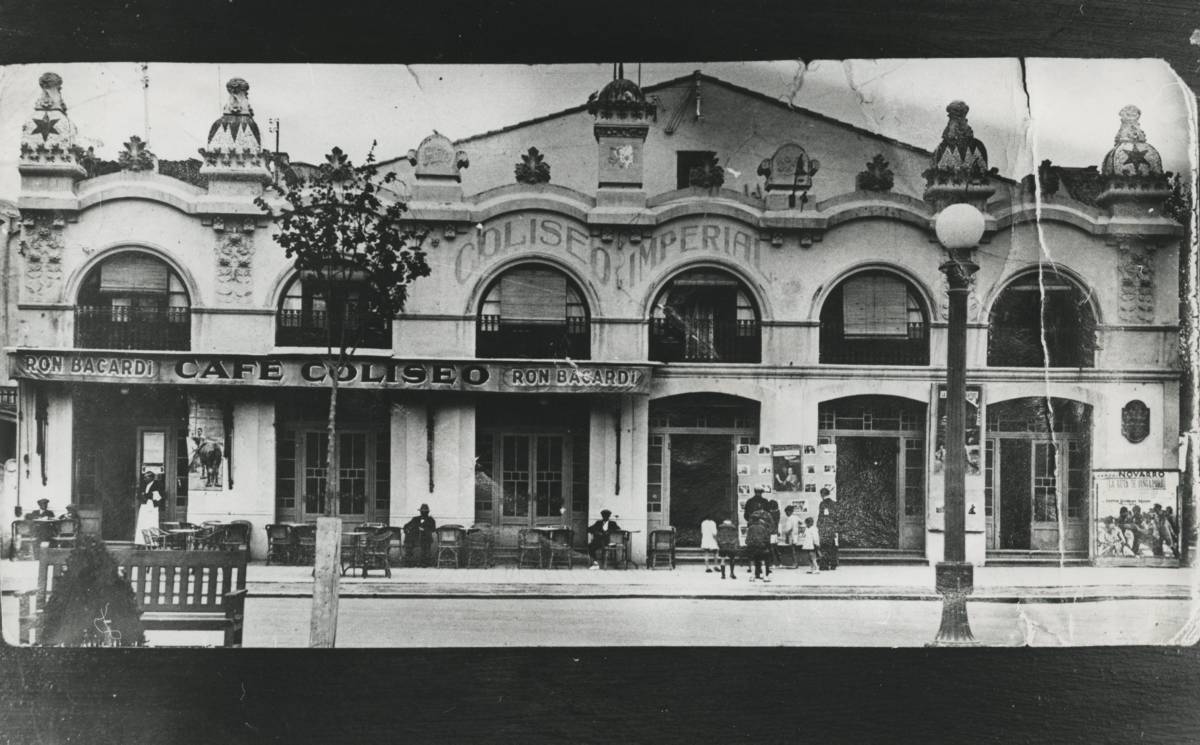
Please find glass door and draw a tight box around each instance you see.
[497,433,570,527]
[299,430,373,523]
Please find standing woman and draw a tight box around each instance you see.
[134,470,164,546]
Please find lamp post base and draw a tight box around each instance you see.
[928,561,979,647]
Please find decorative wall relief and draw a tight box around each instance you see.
[18,213,65,300]
[1117,246,1155,323]
[213,217,255,304]
[1121,400,1150,444]
[514,147,551,184]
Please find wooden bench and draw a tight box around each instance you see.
[18,545,248,647]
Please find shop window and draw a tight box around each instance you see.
[987,271,1096,368]
[276,269,391,349]
[820,271,928,365]
[650,268,761,363]
[676,151,716,189]
[75,252,191,350]
[476,264,590,359]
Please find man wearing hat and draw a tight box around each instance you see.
[27,499,55,519]
[586,509,621,569]
[403,504,437,567]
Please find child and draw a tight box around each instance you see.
[700,515,719,573]
[779,505,800,568]
[715,520,740,580]
[800,516,820,574]
[744,513,772,582]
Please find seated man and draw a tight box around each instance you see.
[402,503,437,567]
[27,499,55,519]
[587,509,620,569]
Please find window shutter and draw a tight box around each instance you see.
[500,269,567,323]
[843,275,908,337]
[99,254,170,294]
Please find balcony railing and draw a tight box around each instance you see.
[276,309,392,349]
[476,316,590,359]
[75,306,191,350]
[820,320,928,365]
[649,317,761,363]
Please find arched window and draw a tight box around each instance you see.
[75,252,190,350]
[988,271,1096,368]
[820,271,928,365]
[476,264,590,359]
[649,268,761,363]
[276,270,391,349]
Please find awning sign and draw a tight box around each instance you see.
[9,351,654,395]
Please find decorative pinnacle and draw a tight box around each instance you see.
[941,101,974,144]
[36,72,66,112]
[1114,105,1147,144]
[223,78,253,115]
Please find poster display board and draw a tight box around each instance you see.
[1092,469,1180,565]
[187,396,227,492]
[736,442,837,543]
[929,383,985,532]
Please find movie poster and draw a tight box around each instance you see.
[929,383,985,532]
[1093,470,1180,565]
[187,396,227,492]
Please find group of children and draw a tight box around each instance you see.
[699,504,821,581]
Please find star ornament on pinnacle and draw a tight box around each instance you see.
[1121,145,1150,173]
[31,113,60,142]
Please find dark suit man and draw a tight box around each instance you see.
[743,488,769,523]
[587,509,621,568]
[403,503,437,566]
[817,489,839,570]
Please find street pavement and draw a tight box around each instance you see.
[3,559,1197,647]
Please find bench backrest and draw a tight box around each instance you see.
[38,547,248,612]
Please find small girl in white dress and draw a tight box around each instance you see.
[700,516,719,573]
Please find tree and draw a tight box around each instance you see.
[256,146,431,516]
[39,536,145,646]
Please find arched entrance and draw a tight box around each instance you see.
[647,394,760,546]
[984,397,1091,554]
[818,395,927,551]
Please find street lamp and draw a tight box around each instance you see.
[930,202,984,646]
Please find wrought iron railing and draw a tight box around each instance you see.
[649,317,761,363]
[476,315,590,359]
[74,306,191,350]
[276,308,391,349]
[820,320,929,365]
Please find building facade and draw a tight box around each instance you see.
[5,70,1185,564]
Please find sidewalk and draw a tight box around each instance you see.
[6,558,1192,602]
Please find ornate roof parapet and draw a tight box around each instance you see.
[590,65,655,191]
[405,131,469,202]
[1096,105,1171,217]
[922,101,995,211]
[19,72,87,191]
[198,78,271,194]
[758,143,820,210]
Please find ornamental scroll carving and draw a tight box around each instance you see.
[213,218,254,304]
[18,213,65,300]
[1117,246,1154,323]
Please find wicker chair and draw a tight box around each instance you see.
[648,527,676,569]
[465,526,494,568]
[601,530,630,569]
[293,524,317,564]
[545,527,574,570]
[434,525,465,568]
[142,527,168,550]
[516,528,543,569]
[361,529,393,578]
[11,520,35,560]
[265,523,294,565]
[50,519,79,549]
[221,521,253,558]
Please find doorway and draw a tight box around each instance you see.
[73,386,189,541]
[647,394,759,546]
[984,398,1091,553]
[818,396,926,551]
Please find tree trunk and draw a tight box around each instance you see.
[325,364,339,517]
[1179,185,1198,566]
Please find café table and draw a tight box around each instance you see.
[166,527,201,550]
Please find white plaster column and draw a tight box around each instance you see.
[17,382,72,511]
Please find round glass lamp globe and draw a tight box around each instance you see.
[934,203,986,250]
